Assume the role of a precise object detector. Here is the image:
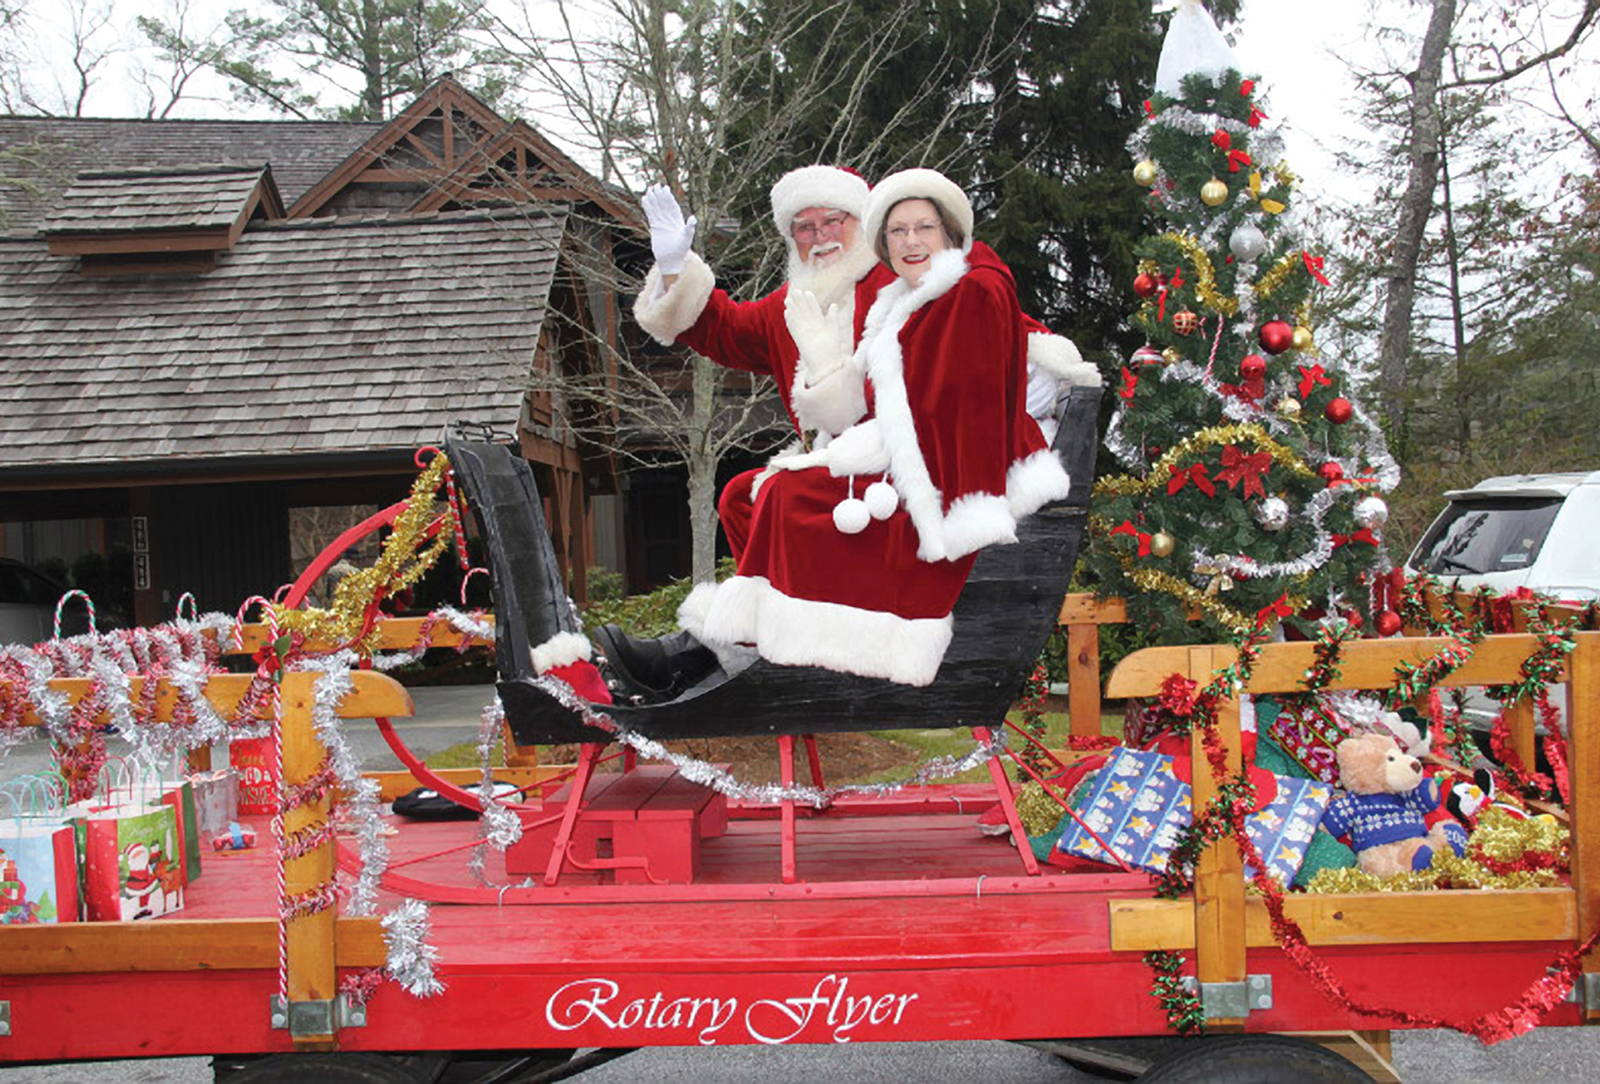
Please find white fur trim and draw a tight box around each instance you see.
[863,168,975,254]
[1005,448,1072,519]
[941,493,1018,559]
[770,166,870,235]
[1027,331,1101,387]
[696,575,953,687]
[632,251,716,346]
[530,631,592,674]
[824,418,891,476]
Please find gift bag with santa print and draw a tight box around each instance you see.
[0,782,80,925]
[82,802,185,921]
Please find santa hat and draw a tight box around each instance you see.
[769,165,870,235]
[863,168,975,254]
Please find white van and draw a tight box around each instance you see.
[1407,471,1600,750]
[1408,471,1600,601]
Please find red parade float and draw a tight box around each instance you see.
[1,386,1598,1083]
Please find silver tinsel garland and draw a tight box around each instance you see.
[380,897,445,998]
[532,677,1008,810]
[468,694,524,886]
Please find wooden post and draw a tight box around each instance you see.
[279,672,338,1049]
[1068,622,1102,740]
[1188,645,1247,1030]
[1568,633,1600,1019]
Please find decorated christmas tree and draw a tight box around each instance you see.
[1082,1,1399,644]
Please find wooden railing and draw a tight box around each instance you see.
[1099,632,1600,1027]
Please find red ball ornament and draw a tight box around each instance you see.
[1131,344,1165,368]
[1172,309,1198,335]
[1374,610,1403,637]
[1259,319,1294,355]
[1324,396,1353,424]
[1134,272,1159,298]
[1318,462,1345,484]
[1240,354,1267,381]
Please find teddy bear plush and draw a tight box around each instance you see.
[1322,731,1468,876]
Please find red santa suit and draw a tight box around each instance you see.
[678,242,1072,686]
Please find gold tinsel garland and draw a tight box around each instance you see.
[1092,422,1315,503]
[1016,781,1065,837]
[1158,232,1240,317]
[1304,809,1569,893]
[275,454,457,651]
[1252,251,1304,304]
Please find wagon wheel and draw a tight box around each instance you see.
[280,491,533,815]
[212,1051,444,1083]
[1137,1035,1370,1082]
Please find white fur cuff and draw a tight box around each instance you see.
[1028,331,1101,387]
[530,631,593,674]
[793,366,868,436]
[825,419,891,476]
[633,251,717,346]
[1006,449,1072,518]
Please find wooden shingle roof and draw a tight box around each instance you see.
[0,118,381,233]
[0,208,565,480]
[43,165,282,236]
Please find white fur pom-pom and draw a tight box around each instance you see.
[833,497,870,534]
[864,480,898,520]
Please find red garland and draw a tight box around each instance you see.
[1159,673,1199,718]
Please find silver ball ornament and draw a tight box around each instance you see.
[1354,496,1389,530]
[1229,223,1268,262]
[1253,496,1290,532]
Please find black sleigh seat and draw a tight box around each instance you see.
[445,386,1101,748]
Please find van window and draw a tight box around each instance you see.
[1411,498,1563,576]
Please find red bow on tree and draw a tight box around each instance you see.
[1143,99,1155,117]
[1227,149,1253,173]
[1248,105,1268,128]
[1239,80,1255,96]
[1302,250,1330,285]
[1120,366,1139,401]
[1112,519,1153,556]
[1212,129,1232,150]
[1156,265,1185,322]
[1215,445,1273,499]
[1256,591,1294,626]
[1331,528,1379,549]
[1166,462,1217,497]
[1220,373,1266,403]
[1297,364,1332,400]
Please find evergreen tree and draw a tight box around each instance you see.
[1080,2,1398,644]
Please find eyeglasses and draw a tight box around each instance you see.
[885,221,945,245]
[791,212,851,243]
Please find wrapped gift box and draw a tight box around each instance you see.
[1055,746,1333,886]
[1265,698,1349,785]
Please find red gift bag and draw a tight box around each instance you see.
[81,801,185,921]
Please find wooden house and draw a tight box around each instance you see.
[0,78,640,626]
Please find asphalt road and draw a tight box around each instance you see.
[2,684,1598,1081]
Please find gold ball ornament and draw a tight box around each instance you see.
[1161,347,1182,365]
[1200,178,1229,207]
[1276,396,1302,419]
[1149,532,1176,558]
[1133,159,1159,186]
[1292,325,1315,351]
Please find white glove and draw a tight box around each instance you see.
[642,184,697,275]
[784,289,850,383]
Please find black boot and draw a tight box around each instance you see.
[595,625,719,703]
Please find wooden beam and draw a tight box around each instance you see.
[1109,888,1578,951]
[5,670,413,729]
[282,672,338,1044]
[1105,634,1576,699]
[1058,593,1126,625]
[47,228,232,255]
[1066,621,1102,739]
[225,615,493,657]
[402,130,446,169]
[0,917,386,974]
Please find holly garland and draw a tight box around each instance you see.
[1146,949,1207,1036]
[1015,657,1051,775]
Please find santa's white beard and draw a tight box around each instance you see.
[788,239,881,309]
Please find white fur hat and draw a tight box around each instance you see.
[863,168,975,254]
[769,165,870,235]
